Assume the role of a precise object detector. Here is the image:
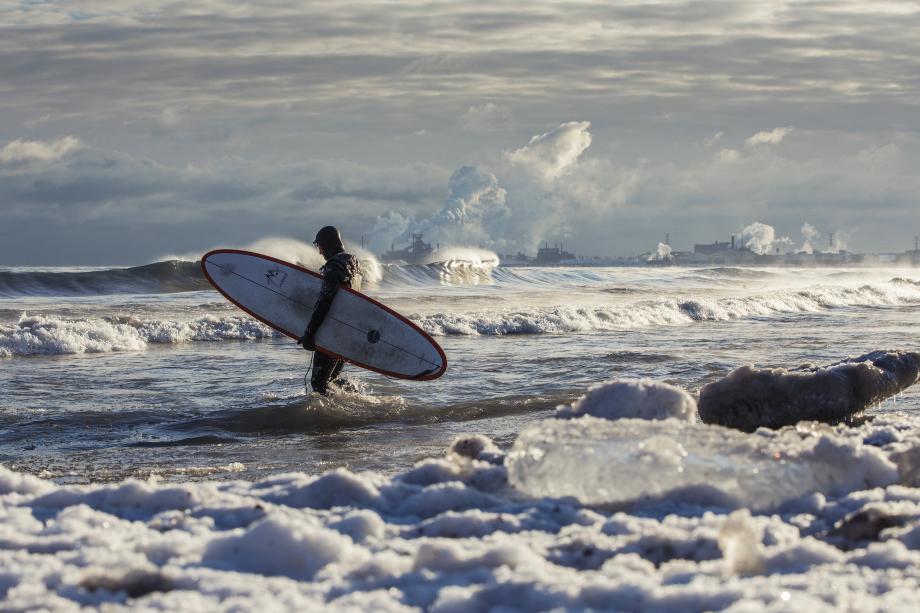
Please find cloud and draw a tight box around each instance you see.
[426,166,510,242]
[718,148,741,163]
[0,136,82,163]
[0,143,261,216]
[745,126,795,147]
[369,121,596,253]
[4,0,920,141]
[703,132,724,148]
[367,165,510,252]
[2,2,920,262]
[288,160,444,204]
[5,116,920,265]
[24,114,53,129]
[505,121,592,181]
[459,103,514,132]
[0,138,446,228]
[368,114,920,259]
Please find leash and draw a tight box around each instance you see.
[304,350,314,395]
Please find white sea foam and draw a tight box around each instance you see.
[4,278,917,357]
[4,411,920,610]
[430,246,500,267]
[418,279,920,335]
[0,312,277,357]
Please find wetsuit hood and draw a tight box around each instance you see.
[314,225,344,256]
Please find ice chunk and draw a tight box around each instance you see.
[830,507,910,544]
[507,416,898,511]
[718,509,765,575]
[266,468,385,510]
[329,510,386,542]
[31,479,210,520]
[699,350,920,431]
[555,379,696,422]
[448,435,504,464]
[0,466,53,496]
[394,481,500,518]
[397,437,508,493]
[414,509,523,538]
[202,515,366,579]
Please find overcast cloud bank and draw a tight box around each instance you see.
[1,1,919,263]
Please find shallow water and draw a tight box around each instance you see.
[1,263,919,483]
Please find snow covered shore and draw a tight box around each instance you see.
[4,380,920,611]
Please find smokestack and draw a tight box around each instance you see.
[731,235,735,250]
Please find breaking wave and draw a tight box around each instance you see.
[0,258,499,297]
[3,279,919,357]
[0,261,210,297]
[418,280,920,336]
[379,260,496,286]
[0,313,278,357]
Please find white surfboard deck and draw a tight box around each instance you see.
[201,249,446,380]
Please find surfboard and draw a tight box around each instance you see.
[201,249,447,380]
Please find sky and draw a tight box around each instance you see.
[1,0,919,265]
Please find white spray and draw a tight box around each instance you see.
[647,243,673,262]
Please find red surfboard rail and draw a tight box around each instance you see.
[200,249,447,381]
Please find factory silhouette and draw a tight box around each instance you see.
[376,232,920,268]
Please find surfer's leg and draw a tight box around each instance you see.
[328,359,346,385]
[311,352,337,395]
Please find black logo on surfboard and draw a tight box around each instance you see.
[265,267,287,287]
[367,329,381,344]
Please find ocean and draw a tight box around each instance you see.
[2,244,920,609]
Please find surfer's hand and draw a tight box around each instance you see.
[298,332,316,351]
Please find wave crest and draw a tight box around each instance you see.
[0,261,210,297]
[0,257,499,297]
[0,313,277,357]
[417,281,920,336]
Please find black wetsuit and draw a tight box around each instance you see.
[305,251,361,394]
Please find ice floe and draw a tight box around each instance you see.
[699,350,920,431]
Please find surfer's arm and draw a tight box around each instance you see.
[303,265,347,338]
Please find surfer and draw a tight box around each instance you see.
[298,226,362,394]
